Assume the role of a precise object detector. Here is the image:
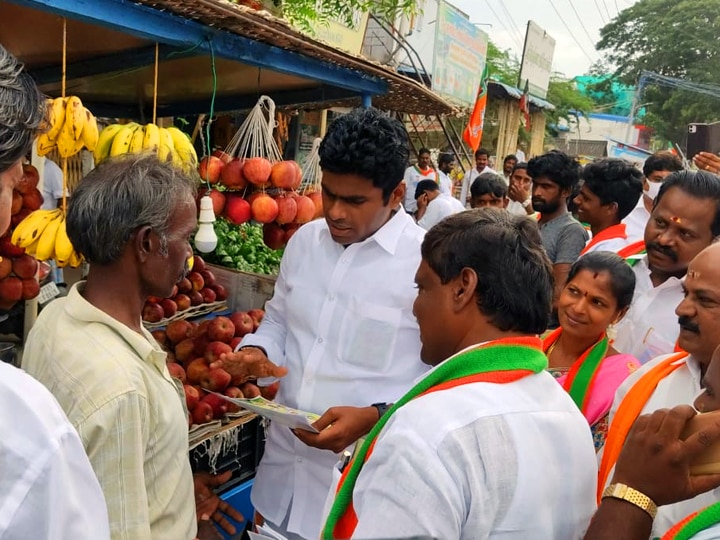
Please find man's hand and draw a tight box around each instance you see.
[612,405,720,506]
[193,471,244,536]
[195,515,222,540]
[508,182,529,204]
[209,347,287,385]
[293,406,379,453]
[693,152,720,174]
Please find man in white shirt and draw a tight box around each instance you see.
[214,108,429,540]
[613,170,720,363]
[597,242,720,538]
[40,157,68,210]
[415,179,465,230]
[469,172,509,210]
[501,153,517,184]
[402,147,438,214]
[506,162,535,216]
[436,152,455,196]
[460,147,496,206]
[623,151,683,242]
[323,210,596,539]
[573,157,643,255]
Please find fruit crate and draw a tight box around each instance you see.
[207,263,276,312]
[189,414,265,486]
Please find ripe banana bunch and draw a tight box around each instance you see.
[11,209,83,267]
[94,123,198,172]
[37,96,99,158]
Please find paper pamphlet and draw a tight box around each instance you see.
[248,524,289,540]
[205,391,320,433]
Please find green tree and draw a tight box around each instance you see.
[596,0,720,144]
[545,75,596,136]
[486,41,519,86]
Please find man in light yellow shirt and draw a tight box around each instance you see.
[23,156,282,539]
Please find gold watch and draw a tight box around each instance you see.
[602,483,657,519]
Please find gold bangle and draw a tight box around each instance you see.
[602,483,657,520]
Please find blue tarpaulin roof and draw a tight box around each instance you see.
[488,81,556,111]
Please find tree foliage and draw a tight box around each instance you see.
[596,0,720,143]
[545,76,597,134]
[274,0,418,33]
[486,41,519,86]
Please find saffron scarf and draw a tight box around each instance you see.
[662,501,720,539]
[414,165,439,184]
[543,328,608,416]
[617,240,646,267]
[581,223,628,255]
[321,336,548,540]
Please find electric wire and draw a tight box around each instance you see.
[547,0,597,63]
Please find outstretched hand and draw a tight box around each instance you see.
[693,152,720,175]
[293,406,379,453]
[209,347,287,385]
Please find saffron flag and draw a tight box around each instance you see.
[519,79,531,130]
[463,64,489,152]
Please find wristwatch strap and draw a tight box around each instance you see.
[371,402,390,419]
[602,483,657,519]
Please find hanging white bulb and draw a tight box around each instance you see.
[194,194,218,253]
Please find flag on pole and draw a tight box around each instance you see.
[519,79,531,130]
[463,64,490,152]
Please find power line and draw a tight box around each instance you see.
[495,0,526,50]
[593,0,608,24]
[482,0,524,51]
[566,0,599,51]
[601,0,613,20]
[547,0,597,63]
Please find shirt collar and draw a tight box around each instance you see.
[320,207,414,256]
[64,282,167,371]
[635,255,684,290]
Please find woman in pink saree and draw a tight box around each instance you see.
[543,252,640,450]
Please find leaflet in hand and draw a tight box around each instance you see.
[205,391,320,433]
[248,524,288,540]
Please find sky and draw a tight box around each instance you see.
[449,0,638,78]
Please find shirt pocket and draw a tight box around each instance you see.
[339,296,402,371]
[639,328,675,364]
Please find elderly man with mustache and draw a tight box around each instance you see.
[613,170,720,364]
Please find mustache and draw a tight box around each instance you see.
[647,241,678,262]
[678,315,700,333]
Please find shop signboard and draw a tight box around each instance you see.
[518,21,556,99]
[314,11,370,55]
[431,1,488,107]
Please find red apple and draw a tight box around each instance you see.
[0,276,23,303]
[191,400,214,425]
[188,272,205,292]
[223,386,244,412]
[207,316,235,343]
[19,164,40,192]
[0,257,11,280]
[220,158,247,190]
[11,191,22,215]
[192,320,210,339]
[263,222,286,250]
[200,269,216,287]
[177,277,192,294]
[197,187,226,217]
[21,278,39,300]
[174,293,191,311]
[0,236,24,257]
[160,298,178,319]
[243,157,272,186]
[199,368,232,393]
[275,195,297,225]
[294,195,316,224]
[204,341,233,364]
[251,194,279,224]
[22,189,43,211]
[193,333,210,357]
[151,329,168,346]
[230,311,255,337]
[167,362,187,383]
[186,357,210,384]
[240,381,261,398]
[142,301,164,323]
[212,150,233,164]
[11,208,31,228]
[260,381,280,400]
[210,283,228,301]
[283,223,301,244]
[200,393,229,418]
[270,160,302,190]
[12,254,38,279]
[224,194,252,225]
[248,308,265,331]
[198,156,224,185]
[306,190,323,218]
[200,287,217,304]
[175,338,197,364]
[189,290,204,307]
[193,256,206,273]
[230,336,242,350]
[184,384,200,411]
[166,320,193,345]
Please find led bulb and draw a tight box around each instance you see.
[194,195,218,253]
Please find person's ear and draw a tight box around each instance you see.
[390,182,405,208]
[453,267,478,313]
[135,225,157,262]
[613,306,630,325]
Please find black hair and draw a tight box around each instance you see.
[418,147,431,156]
[415,179,440,200]
[470,173,507,199]
[512,162,528,174]
[527,150,581,191]
[654,170,720,236]
[475,147,490,158]
[581,158,644,220]
[438,153,454,167]
[319,107,409,203]
[643,151,683,178]
[504,154,518,164]
[567,251,636,310]
[422,209,552,334]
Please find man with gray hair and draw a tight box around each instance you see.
[23,155,282,539]
[0,44,112,539]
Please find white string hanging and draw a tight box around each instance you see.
[224,96,283,163]
[299,137,322,194]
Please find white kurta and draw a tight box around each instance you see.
[417,194,466,230]
[623,197,651,243]
[244,209,429,540]
[612,256,684,363]
[350,367,598,539]
[403,166,439,213]
[603,353,718,538]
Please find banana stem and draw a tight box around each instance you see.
[152,43,159,125]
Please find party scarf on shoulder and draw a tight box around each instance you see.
[661,501,720,539]
[580,223,628,255]
[617,240,646,267]
[543,328,608,415]
[322,336,547,540]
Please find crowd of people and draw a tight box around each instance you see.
[6,41,720,540]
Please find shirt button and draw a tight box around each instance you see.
[318,337,324,343]
[296,457,303,463]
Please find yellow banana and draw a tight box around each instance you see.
[56,117,78,158]
[142,123,161,154]
[35,213,63,261]
[65,96,86,141]
[54,218,74,267]
[47,97,67,140]
[69,250,83,268]
[158,128,175,163]
[11,209,62,249]
[166,126,198,169]
[25,240,38,257]
[81,109,99,152]
[129,125,146,154]
[110,124,138,158]
[36,133,56,157]
[93,123,125,163]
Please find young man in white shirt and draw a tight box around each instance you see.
[436,152,456,196]
[322,210,596,540]
[460,147,496,206]
[214,108,429,540]
[415,179,465,230]
[402,147,438,214]
[469,172,509,210]
[40,157,68,210]
[613,170,720,363]
[573,157,644,255]
[501,153,517,184]
[506,162,534,216]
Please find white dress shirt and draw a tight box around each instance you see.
[417,194,465,230]
[245,209,429,540]
[438,170,453,195]
[623,197,651,243]
[507,200,529,216]
[0,362,110,539]
[604,353,717,538]
[40,158,68,210]
[460,166,497,207]
[612,256,684,363]
[350,366,597,539]
[403,166,438,213]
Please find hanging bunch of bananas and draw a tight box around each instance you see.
[11,209,83,267]
[36,96,99,158]
[93,123,198,173]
